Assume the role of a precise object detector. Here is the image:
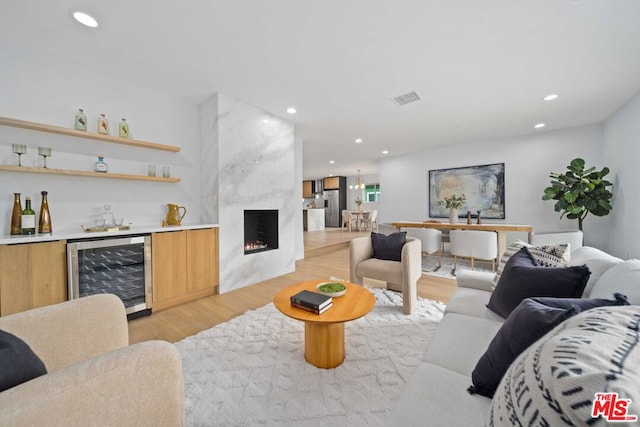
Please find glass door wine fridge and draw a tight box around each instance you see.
[67,236,152,319]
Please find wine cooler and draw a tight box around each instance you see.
[67,236,152,319]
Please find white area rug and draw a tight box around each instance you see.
[175,288,445,426]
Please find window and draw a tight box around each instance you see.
[364,184,380,202]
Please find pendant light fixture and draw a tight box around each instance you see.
[349,170,366,190]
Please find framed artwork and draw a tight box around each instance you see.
[428,163,505,219]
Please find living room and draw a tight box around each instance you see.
[1,2,640,426]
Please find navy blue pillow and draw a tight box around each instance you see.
[487,247,591,318]
[0,329,47,392]
[531,292,629,311]
[469,298,580,398]
[371,231,406,262]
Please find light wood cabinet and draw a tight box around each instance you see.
[0,240,68,316]
[302,180,315,198]
[323,176,340,190]
[152,228,219,311]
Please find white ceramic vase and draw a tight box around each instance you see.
[449,207,458,224]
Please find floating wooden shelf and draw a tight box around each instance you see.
[0,116,180,152]
[0,165,180,182]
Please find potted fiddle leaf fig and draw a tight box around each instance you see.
[542,158,613,231]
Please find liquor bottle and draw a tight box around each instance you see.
[118,118,129,138]
[38,191,52,234]
[97,113,109,135]
[21,197,36,235]
[75,108,87,131]
[94,156,109,173]
[10,193,22,235]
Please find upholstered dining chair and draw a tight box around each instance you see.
[349,235,421,314]
[449,229,498,275]
[403,228,443,270]
[342,210,358,231]
[362,210,379,232]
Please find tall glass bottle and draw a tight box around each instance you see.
[97,113,109,135]
[38,191,52,234]
[21,197,36,235]
[118,118,129,138]
[10,193,22,235]
[75,108,87,131]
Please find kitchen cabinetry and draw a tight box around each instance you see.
[151,228,219,311]
[323,176,343,190]
[302,180,315,198]
[0,240,67,316]
[0,116,180,182]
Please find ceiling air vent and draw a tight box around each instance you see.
[392,91,421,106]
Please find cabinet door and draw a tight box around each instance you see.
[0,241,67,316]
[302,180,314,198]
[151,231,188,304]
[324,176,340,190]
[186,228,219,293]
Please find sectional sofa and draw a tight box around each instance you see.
[388,243,640,426]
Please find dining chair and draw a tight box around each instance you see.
[449,230,498,275]
[403,228,442,270]
[364,210,379,232]
[342,210,358,231]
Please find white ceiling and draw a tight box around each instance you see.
[2,1,639,180]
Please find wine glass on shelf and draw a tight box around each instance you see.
[12,143,27,166]
[38,146,52,168]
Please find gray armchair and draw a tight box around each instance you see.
[349,236,422,314]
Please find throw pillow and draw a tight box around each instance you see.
[491,240,570,289]
[371,231,406,262]
[588,259,640,305]
[488,306,640,426]
[469,298,580,398]
[487,247,591,318]
[532,292,629,311]
[0,329,47,392]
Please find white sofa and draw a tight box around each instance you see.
[387,245,640,426]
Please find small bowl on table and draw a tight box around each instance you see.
[316,282,347,297]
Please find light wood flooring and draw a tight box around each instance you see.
[128,228,457,345]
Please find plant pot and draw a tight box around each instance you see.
[449,208,458,224]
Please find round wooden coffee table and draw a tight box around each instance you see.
[273,279,376,369]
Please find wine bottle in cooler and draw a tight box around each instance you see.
[21,196,36,235]
[38,191,52,234]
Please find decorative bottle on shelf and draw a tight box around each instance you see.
[10,193,22,235]
[74,108,87,131]
[466,210,472,225]
[118,118,130,138]
[94,156,109,173]
[38,191,52,234]
[97,113,109,135]
[21,196,36,235]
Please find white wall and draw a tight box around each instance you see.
[603,91,640,258]
[379,125,606,246]
[0,51,201,232]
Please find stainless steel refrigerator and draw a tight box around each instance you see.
[324,190,340,227]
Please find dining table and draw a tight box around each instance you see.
[351,211,371,231]
[391,221,534,257]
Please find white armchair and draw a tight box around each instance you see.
[449,230,498,275]
[0,294,184,426]
[349,236,422,314]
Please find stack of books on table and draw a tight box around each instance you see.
[290,290,333,314]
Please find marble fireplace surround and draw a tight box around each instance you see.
[200,94,296,293]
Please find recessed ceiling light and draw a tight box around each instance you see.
[72,11,98,28]
[329,160,335,164]
[329,174,334,177]
[262,119,269,123]
[382,150,389,155]
[543,94,558,101]
[355,138,363,143]
[534,123,546,129]
[286,107,296,114]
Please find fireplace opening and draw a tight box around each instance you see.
[244,210,279,255]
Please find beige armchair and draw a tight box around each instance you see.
[0,294,184,426]
[349,236,422,314]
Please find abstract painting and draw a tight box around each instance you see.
[428,163,505,219]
